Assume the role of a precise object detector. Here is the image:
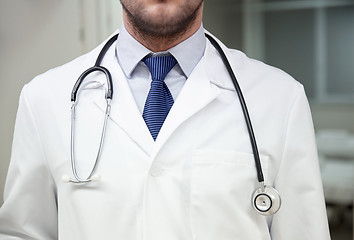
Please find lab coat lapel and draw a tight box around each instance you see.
[93,43,154,156]
[152,42,223,155]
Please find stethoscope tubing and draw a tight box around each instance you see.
[205,34,264,183]
[205,34,281,215]
[71,66,113,102]
[71,33,118,102]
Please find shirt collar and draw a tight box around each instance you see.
[116,23,206,78]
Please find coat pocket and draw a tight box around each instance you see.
[190,150,271,240]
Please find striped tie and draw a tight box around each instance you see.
[143,55,177,141]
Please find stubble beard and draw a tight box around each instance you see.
[121,1,203,40]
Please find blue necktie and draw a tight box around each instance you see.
[143,55,177,141]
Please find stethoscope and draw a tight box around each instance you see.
[63,33,281,216]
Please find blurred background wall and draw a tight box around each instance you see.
[0,0,353,239]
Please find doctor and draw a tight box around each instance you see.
[0,0,331,239]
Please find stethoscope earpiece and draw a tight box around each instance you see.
[252,184,281,216]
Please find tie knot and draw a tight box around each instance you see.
[143,55,177,81]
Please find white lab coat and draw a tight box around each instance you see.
[0,31,331,240]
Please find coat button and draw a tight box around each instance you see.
[150,166,166,177]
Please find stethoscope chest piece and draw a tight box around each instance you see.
[252,184,281,216]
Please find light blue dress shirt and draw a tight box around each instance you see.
[116,24,206,113]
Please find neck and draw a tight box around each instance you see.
[123,8,203,52]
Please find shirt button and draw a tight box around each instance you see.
[150,166,166,177]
